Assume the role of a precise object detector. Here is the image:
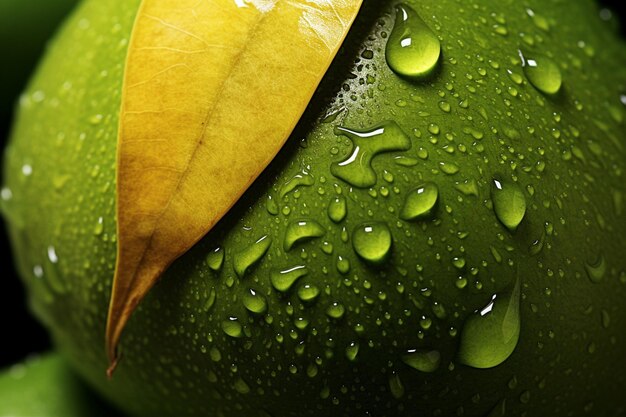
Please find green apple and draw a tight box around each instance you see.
[0,353,120,417]
[2,0,626,416]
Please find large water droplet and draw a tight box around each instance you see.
[491,178,526,232]
[327,195,347,223]
[352,222,392,264]
[457,278,521,368]
[243,288,268,314]
[386,4,441,80]
[331,121,411,188]
[400,182,439,221]
[345,342,359,361]
[402,349,441,373]
[519,49,562,95]
[233,235,271,277]
[270,265,308,293]
[284,220,325,251]
[326,301,346,319]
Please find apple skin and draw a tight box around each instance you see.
[2,0,626,416]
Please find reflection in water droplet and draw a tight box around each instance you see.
[402,349,441,372]
[400,182,439,221]
[519,49,562,95]
[386,4,441,79]
[243,288,267,314]
[457,277,521,368]
[585,253,606,283]
[233,235,271,277]
[270,265,308,293]
[491,178,526,232]
[283,220,325,251]
[352,222,392,264]
[331,121,411,188]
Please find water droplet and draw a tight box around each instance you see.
[326,302,345,319]
[283,220,325,251]
[243,288,268,314]
[279,169,314,198]
[457,277,521,368]
[266,195,279,215]
[336,256,351,274]
[297,284,320,302]
[454,179,479,196]
[222,316,244,338]
[270,265,308,293]
[519,49,562,95]
[491,178,526,232]
[402,349,441,372]
[585,253,606,283]
[386,4,441,80]
[331,121,411,188]
[205,247,224,271]
[233,235,271,277]
[388,372,405,399]
[327,195,347,223]
[526,9,550,31]
[345,342,359,361]
[203,288,216,312]
[93,217,104,236]
[400,182,439,221]
[438,161,459,175]
[352,222,392,264]
[234,378,250,394]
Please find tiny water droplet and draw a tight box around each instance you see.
[402,349,441,372]
[271,265,308,293]
[327,195,347,223]
[93,217,104,236]
[457,277,521,368]
[233,235,271,277]
[243,288,268,314]
[283,220,325,251]
[352,222,392,264]
[386,4,441,80]
[519,49,562,95]
[491,178,526,232]
[331,121,411,188]
[400,182,439,221]
[205,247,224,271]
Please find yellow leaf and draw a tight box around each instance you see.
[106,0,363,376]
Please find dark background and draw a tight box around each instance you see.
[0,0,624,369]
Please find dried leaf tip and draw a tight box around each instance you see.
[105,0,363,372]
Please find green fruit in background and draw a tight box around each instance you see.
[0,353,119,417]
[2,0,626,416]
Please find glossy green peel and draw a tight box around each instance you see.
[2,0,626,416]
